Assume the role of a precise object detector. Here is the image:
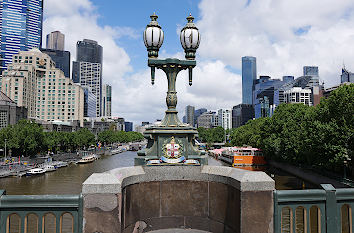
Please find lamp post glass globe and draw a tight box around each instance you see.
[143,13,164,58]
[180,14,200,60]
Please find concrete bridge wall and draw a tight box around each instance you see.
[82,166,275,233]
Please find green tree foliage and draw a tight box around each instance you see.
[230,117,269,149]
[229,84,354,171]
[97,130,144,145]
[0,120,144,157]
[74,128,95,149]
[197,126,225,143]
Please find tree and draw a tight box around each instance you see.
[74,128,95,150]
[312,84,354,168]
[98,130,116,145]
[12,120,45,157]
[230,117,269,149]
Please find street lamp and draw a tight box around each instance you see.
[143,13,201,126]
[136,13,206,165]
[180,14,200,60]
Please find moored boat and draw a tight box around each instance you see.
[77,155,97,164]
[26,168,46,176]
[220,146,266,167]
[44,165,57,172]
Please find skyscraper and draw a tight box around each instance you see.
[76,39,102,64]
[232,104,254,128]
[217,109,232,130]
[41,49,71,78]
[46,31,65,51]
[0,0,43,72]
[242,56,257,105]
[102,84,112,117]
[185,105,195,126]
[194,108,207,127]
[72,39,103,116]
[340,68,354,83]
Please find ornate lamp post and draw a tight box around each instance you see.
[135,13,207,165]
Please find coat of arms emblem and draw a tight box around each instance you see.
[160,136,185,163]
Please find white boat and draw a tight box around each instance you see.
[52,161,68,168]
[44,165,56,172]
[26,168,46,176]
[111,148,122,155]
[77,155,97,164]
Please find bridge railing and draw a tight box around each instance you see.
[0,190,83,233]
[274,184,354,233]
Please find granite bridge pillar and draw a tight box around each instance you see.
[82,166,275,233]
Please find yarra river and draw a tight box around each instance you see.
[0,151,316,194]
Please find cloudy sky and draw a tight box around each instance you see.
[43,0,354,126]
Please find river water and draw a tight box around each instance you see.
[0,151,315,195]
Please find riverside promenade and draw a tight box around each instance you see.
[0,144,132,178]
[269,160,351,188]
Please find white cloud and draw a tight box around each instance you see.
[43,0,241,126]
[197,0,354,87]
[43,0,354,126]
[43,0,132,80]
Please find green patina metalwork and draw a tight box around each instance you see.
[274,184,354,233]
[135,58,207,165]
[0,190,83,233]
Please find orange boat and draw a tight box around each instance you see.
[220,146,266,167]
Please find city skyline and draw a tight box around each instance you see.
[40,0,354,125]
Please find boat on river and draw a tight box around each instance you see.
[77,152,97,164]
[219,146,266,167]
[26,168,46,176]
[44,165,56,172]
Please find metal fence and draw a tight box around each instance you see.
[274,184,354,233]
[0,190,83,233]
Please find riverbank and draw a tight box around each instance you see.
[0,144,134,178]
[269,160,350,188]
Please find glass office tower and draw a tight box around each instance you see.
[242,56,257,105]
[72,39,103,116]
[0,0,43,72]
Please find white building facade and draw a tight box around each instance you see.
[0,49,85,125]
[284,87,312,106]
[217,109,232,130]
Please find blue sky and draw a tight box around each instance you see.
[91,0,201,73]
[44,0,354,126]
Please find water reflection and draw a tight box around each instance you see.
[0,151,315,195]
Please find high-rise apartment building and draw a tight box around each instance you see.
[41,49,70,78]
[217,109,232,130]
[194,108,207,127]
[41,31,70,78]
[83,87,96,118]
[284,87,312,105]
[232,104,254,128]
[0,49,85,124]
[72,39,103,116]
[0,0,43,72]
[253,76,288,118]
[185,105,195,126]
[46,31,65,51]
[197,111,215,129]
[102,84,112,117]
[303,66,319,88]
[341,68,354,83]
[124,121,133,132]
[76,39,103,64]
[242,56,257,105]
